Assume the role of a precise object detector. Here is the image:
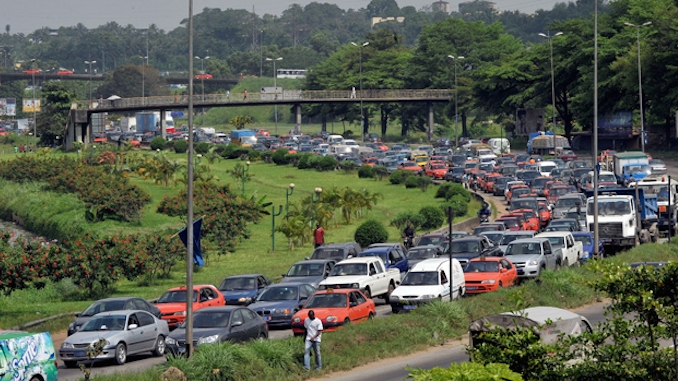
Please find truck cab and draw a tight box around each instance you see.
[628,176,678,234]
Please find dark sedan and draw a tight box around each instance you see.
[449,236,503,267]
[280,259,335,288]
[248,284,316,327]
[218,274,272,305]
[165,306,268,355]
[68,297,160,336]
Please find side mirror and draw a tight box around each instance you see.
[75,312,82,318]
[231,320,243,327]
[281,274,287,278]
[501,268,508,273]
[128,324,138,330]
[304,257,310,260]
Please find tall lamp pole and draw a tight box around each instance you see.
[539,32,563,156]
[30,58,37,150]
[351,42,369,143]
[186,0,196,358]
[84,60,96,105]
[285,183,295,216]
[195,55,209,126]
[266,57,283,134]
[624,21,652,153]
[448,55,464,148]
[593,0,599,258]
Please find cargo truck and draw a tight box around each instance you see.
[229,129,257,147]
[610,152,651,185]
[628,175,678,235]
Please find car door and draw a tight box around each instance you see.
[257,276,271,298]
[136,311,159,352]
[228,309,248,343]
[348,292,366,322]
[241,308,261,339]
[298,285,313,311]
[133,298,161,318]
[500,259,514,285]
[371,261,389,296]
[543,241,556,269]
[126,313,145,354]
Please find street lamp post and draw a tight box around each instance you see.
[139,28,149,107]
[351,42,369,143]
[30,58,37,151]
[241,161,251,195]
[624,21,652,153]
[266,57,283,134]
[285,183,295,216]
[195,55,210,126]
[310,187,323,231]
[448,55,464,148]
[84,60,96,105]
[271,205,283,251]
[539,32,563,156]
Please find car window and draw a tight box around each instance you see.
[133,299,150,311]
[200,288,211,302]
[349,292,359,306]
[440,270,448,284]
[231,309,244,324]
[375,261,385,273]
[257,277,267,288]
[369,263,377,275]
[206,288,218,299]
[137,312,155,326]
[240,308,255,323]
[128,314,140,327]
[501,259,512,269]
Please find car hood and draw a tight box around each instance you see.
[464,272,501,282]
[220,290,257,299]
[280,275,323,287]
[157,302,188,313]
[294,308,347,320]
[64,330,127,345]
[71,316,94,330]
[321,275,366,285]
[391,285,444,297]
[249,300,300,311]
[504,254,542,263]
[169,327,226,341]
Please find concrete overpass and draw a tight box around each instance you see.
[0,72,238,85]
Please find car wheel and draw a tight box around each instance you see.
[152,335,165,357]
[498,281,503,288]
[363,288,371,299]
[368,312,374,320]
[383,283,395,300]
[259,332,268,340]
[115,343,127,365]
[343,318,350,325]
[563,258,569,268]
[64,360,78,369]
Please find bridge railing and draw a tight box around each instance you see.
[88,89,453,110]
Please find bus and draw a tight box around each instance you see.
[276,69,307,79]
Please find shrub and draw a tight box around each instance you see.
[373,166,389,181]
[436,183,455,198]
[442,194,469,217]
[354,219,389,248]
[390,170,414,185]
[173,139,188,153]
[416,176,433,192]
[358,165,376,178]
[195,142,211,154]
[339,161,359,173]
[296,153,316,170]
[232,147,252,160]
[286,153,300,166]
[419,206,445,230]
[272,149,290,165]
[247,149,261,161]
[261,151,273,164]
[445,183,471,202]
[390,212,426,230]
[150,137,167,151]
[317,155,338,171]
[405,175,419,188]
[219,143,237,159]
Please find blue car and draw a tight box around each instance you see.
[572,232,604,263]
[218,274,272,305]
[356,245,409,274]
[248,283,316,327]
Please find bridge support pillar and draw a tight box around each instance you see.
[159,109,167,139]
[427,102,433,141]
[295,104,302,134]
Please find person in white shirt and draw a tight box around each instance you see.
[303,310,323,371]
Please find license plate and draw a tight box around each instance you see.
[403,305,416,310]
[517,270,524,274]
[178,347,186,353]
[467,287,477,290]
[264,316,271,321]
[75,351,86,357]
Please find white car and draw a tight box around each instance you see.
[389,258,465,313]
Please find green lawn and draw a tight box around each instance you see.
[0,151,478,330]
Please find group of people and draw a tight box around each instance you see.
[13,144,33,154]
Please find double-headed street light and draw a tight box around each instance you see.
[624,21,652,153]
[266,57,283,134]
[195,55,210,126]
[311,187,323,230]
[286,183,295,216]
[351,41,369,143]
[448,55,464,148]
[539,32,563,155]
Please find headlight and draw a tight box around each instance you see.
[61,342,74,349]
[389,295,400,302]
[421,294,435,300]
[238,297,252,303]
[275,309,291,315]
[197,335,219,345]
[174,311,186,316]
[528,260,539,266]
[165,337,176,345]
[350,283,359,288]
[293,317,301,323]
[583,251,590,257]
[481,280,496,284]
[326,316,337,322]
[318,285,327,290]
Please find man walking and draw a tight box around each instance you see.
[304,310,323,371]
[314,223,325,248]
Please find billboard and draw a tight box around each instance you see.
[598,112,633,138]
[516,108,545,136]
[22,99,41,113]
[0,98,16,116]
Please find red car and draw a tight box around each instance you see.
[464,257,518,293]
[425,163,448,179]
[510,209,540,231]
[194,73,213,80]
[156,285,225,328]
[495,216,525,231]
[23,69,40,75]
[398,161,423,172]
[57,69,74,75]
[291,289,376,335]
[559,150,578,161]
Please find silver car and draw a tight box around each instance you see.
[59,310,169,368]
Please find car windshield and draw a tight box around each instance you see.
[481,233,504,244]
[406,248,439,260]
[82,300,126,317]
[193,311,231,328]
[286,263,325,277]
[540,165,556,173]
[329,263,366,276]
[532,178,550,188]
[158,290,198,303]
[80,316,127,332]
[418,236,446,246]
[499,234,532,245]
[505,242,541,255]
[555,198,581,208]
[511,200,538,211]
[599,174,616,182]
[464,261,499,273]
[312,248,345,260]
[522,171,540,179]
[219,277,256,291]
[401,271,439,286]
[626,165,651,175]
[550,187,570,197]
[574,236,592,245]
[545,237,565,249]
[587,200,631,216]
[257,287,299,301]
[306,293,347,308]
[450,241,480,254]
[498,219,518,228]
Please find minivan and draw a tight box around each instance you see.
[0,331,58,381]
[488,138,511,155]
[327,135,344,145]
[388,258,465,313]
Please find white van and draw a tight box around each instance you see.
[330,144,353,156]
[327,135,344,145]
[388,258,465,313]
[488,138,510,155]
[536,160,557,176]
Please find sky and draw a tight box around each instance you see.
[3,0,562,35]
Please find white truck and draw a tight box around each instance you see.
[628,175,678,235]
[318,257,401,300]
[535,231,583,267]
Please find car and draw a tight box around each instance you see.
[57,69,74,75]
[495,216,525,231]
[559,150,578,161]
[68,297,161,336]
[480,231,505,246]
[307,242,362,261]
[218,274,272,305]
[23,69,41,75]
[165,306,268,355]
[449,236,503,267]
[357,245,409,274]
[398,161,422,172]
[59,310,170,367]
[291,289,376,335]
[156,285,225,329]
[509,209,540,231]
[405,245,445,269]
[649,159,667,175]
[389,258,466,313]
[247,283,317,328]
[416,232,448,247]
[497,230,537,253]
[280,259,335,288]
[546,218,581,232]
[572,232,603,263]
[472,223,506,236]
[463,257,518,294]
[552,194,586,219]
[194,73,213,79]
[425,163,448,179]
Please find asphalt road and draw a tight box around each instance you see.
[56,301,395,380]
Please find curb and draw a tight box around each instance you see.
[10,312,77,331]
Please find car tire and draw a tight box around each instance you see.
[383,283,395,300]
[259,332,268,340]
[343,318,350,325]
[368,312,374,320]
[115,343,127,365]
[64,360,78,369]
[363,288,371,299]
[563,258,569,268]
[498,281,503,288]
[152,335,165,357]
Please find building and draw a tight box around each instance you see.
[432,0,450,12]
[458,0,496,15]
[371,17,405,28]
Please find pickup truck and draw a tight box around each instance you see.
[503,238,560,279]
[318,257,400,300]
[535,231,583,267]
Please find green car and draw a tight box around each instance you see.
[0,331,58,381]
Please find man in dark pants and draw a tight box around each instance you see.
[303,310,323,371]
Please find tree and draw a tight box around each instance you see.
[354,219,388,248]
[229,115,253,129]
[95,63,168,98]
[38,81,76,146]
[408,362,523,381]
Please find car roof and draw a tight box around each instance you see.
[410,258,451,271]
[167,284,215,291]
[90,310,151,317]
[223,274,265,279]
[313,289,352,295]
[468,256,502,262]
[454,236,485,242]
[294,259,334,265]
[509,238,549,244]
[195,306,248,313]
